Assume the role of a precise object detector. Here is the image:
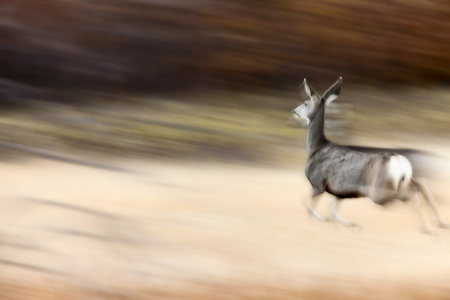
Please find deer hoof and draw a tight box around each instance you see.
[438,222,450,229]
[421,227,437,235]
[344,221,360,228]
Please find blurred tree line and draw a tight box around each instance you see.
[0,0,449,100]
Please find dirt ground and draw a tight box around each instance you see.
[1,149,450,299]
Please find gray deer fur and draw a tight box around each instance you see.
[292,77,449,233]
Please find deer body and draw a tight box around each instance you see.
[293,77,448,232]
[304,96,411,205]
[307,144,411,203]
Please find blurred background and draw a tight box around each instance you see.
[1,1,450,299]
[0,0,449,164]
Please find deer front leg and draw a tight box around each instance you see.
[305,192,331,222]
[415,178,450,229]
[331,198,359,227]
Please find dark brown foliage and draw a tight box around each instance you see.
[0,0,449,99]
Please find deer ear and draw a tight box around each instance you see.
[299,79,320,102]
[323,77,342,107]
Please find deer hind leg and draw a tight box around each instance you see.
[409,182,434,234]
[414,178,450,228]
[331,197,359,227]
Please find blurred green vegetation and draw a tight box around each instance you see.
[0,93,301,164]
[1,87,450,164]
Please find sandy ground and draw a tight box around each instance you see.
[1,152,450,299]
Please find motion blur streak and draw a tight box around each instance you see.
[0,1,450,299]
[0,0,450,95]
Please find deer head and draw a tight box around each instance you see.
[292,77,342,123]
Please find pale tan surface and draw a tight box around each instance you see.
[0,154,450,299]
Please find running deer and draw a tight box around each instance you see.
[292,77,449,233]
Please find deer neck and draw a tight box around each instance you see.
[307,104,328,156]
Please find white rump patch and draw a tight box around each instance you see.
[388,155,412,189]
